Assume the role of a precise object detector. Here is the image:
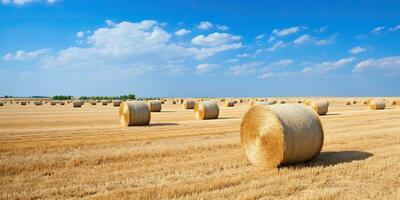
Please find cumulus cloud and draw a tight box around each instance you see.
[353,56,400,74]
[191,32,241,47]
[196,63,218,74]
[272,26,300,36]
[175,28,191,36]
[2,49,49,61]
[302,57,356,74]
[267,41,285,52]
[1,0,59,5]
[40,20,240,75]
[349,46,366,54]
[197,21,213,30]
[228,62,262,75]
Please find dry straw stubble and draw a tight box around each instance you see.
[240,104,324,168]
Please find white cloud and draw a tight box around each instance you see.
[256,34,264,40]
[175,28,191,36]
[2,49,49,61]
[216,25,229,31]
[268,36,276,43]
[267,41,285,52]
[196,63,218,74]
[191,32,241,47]
[315,34,336,45]
[105,19,116,27]
[1,0,59,5]
[237,53,250,58]
[293,34,311,44]
[371,26,385,35]
[270,59,293,67]
[272,26,300,36]
[302,57,356,74]
[389,25,400,32]
[258,72,273,79]
[41,20,240,75]
[349,46,366,54]
[76,31,85,38]
[354,56,400,74]
[316,26,327,33]
[197,21,213,30]
[227,58,238,63]
[228,62,262,75]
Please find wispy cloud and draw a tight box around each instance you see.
[303,57,356,74]
[349,46,366,54]
[196,63,218,74]
[2,49,49,61]
[267,41,285,52]
[354,56,400,75]
[228,61,263,75]
[1,0,60,5]
[371,26,385,35]
[272,26,301,36]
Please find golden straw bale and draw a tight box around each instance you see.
[101,100,108,106]
[119,101,150,126]
[345,101,351,105]
[304,100,329,115]
[147,100,162,112]
[0,102,3,106]
[183,100,195,109]
[73,100,83,108]
[34,101,43,106]
[90,101,97,105]
[225,100,235,107]
[195,101,219,120]
[368,100,385,110]
[240,104,324,168]
[113,100,122,107]
[50,101,56,106]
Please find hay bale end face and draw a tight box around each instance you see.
[240,104,324,168]
[119,101,151,126]
[73,100,83,108]
[183,100,195,109]
[305,100,329,115]
[368,100,385,110]
[195,100,219,120]
[147,100,162,112]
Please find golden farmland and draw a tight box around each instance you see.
[0,98,399,199]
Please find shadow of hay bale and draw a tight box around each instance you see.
[286,151,373,168]
[148,123,179,127]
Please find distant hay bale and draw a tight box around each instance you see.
[119,101,150,126]
[297,100,302,103]
[90,101,97,105]
[279,100,286,104]
[34,101,43,106]
[240,104,324,168]
[183,100,195,109]
[59,101,65,105]
[352,100,357,104]
[113,100,122,107]
[305,100,329,115]
[345,101,351,105]
[147,100,162,112]
[195,101,219,120]
[368,100,385,110]
[50,101,56,106]
[225,100,235,107]
[21,102,27,106]
[101,100,108,106]
[172,100,176,104]
[0,102,3,106]
[73,100,83,108]
[252,101,273,106]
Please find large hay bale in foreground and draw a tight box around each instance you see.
[225,100,235,107]
[195,101,219,120]
[73,100,83,108]
[183,100,195,109]
[305,100,329,115]
[119,101,150,126]
[113,100,122,107]
[147,100,162,112]
[368,100,385,110]
[240,104,324,168]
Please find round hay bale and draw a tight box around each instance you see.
[345,101,351,105]
[280,100,286,104]
[90,101,97,105]
[50,101,56,106]
[240,104,324,168]
[59,101,65,105]
[147,100,162,112]
[113,100,122,107]
[73,100,83,108]
[20,102,27,106]
[172,100,176,105]
[34,101,43,106]
[225,100,235,107]
[119,101,151,126]
[297,100,302,103]
[304,100,329,115]
[0,102,3,106]
[352,100,357,104]
[183,100,195,109]
[368,100,385,110]
[195,101,219,120]
[101,100,108,106]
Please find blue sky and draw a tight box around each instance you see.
[0,0,399,97]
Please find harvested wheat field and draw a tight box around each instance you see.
[1,98,400,199]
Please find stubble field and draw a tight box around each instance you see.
[0,98,399,199]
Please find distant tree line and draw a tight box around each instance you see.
[52,95,73,100]
[78,94,136,100]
